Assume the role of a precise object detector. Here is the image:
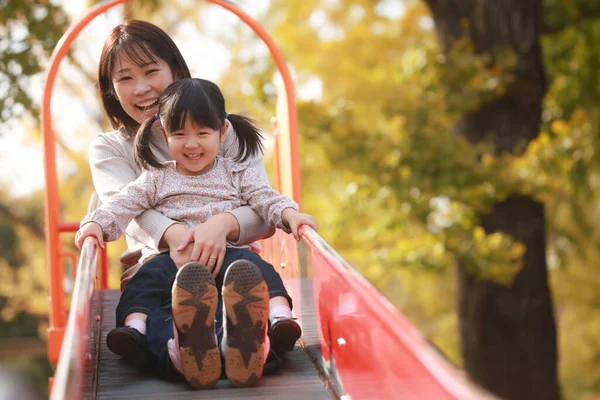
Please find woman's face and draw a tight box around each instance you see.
[111,52,174,124]
[166,117,227,176]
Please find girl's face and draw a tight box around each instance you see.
[111,52,174,124]
[166,117,227,176]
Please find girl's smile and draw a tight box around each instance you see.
[166,117,227,176]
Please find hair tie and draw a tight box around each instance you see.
[153,113,165,127]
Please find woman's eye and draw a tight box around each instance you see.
[116,76,131,82]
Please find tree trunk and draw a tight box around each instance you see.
[423,1,560,399]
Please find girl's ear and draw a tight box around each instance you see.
[220,121,229,143]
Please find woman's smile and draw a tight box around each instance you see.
[136,98,158,111]
[111,55,174,124]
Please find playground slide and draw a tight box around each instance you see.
[42,1,493,398]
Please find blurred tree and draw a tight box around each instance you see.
[540,1,600,398]
[423,1,558,399]
[0,2,70,361]
[0,1,69,128]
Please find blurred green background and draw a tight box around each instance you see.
[2,0,600,398]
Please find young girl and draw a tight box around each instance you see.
[90,19,296,381]
[77,78,318,388]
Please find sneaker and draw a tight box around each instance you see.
[172,262,221,389]
[106,326,153,367]
[222,260,269,387]
[270,317,302,355]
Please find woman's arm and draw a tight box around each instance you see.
[89,132,178,250]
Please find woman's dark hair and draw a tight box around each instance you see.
[98,19,191,136]
[134,78,264,169]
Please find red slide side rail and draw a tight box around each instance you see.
[298,226,491,400]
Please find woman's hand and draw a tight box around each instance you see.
[282,208,318,241]
[177,213,239,277]
[75,222,105,249]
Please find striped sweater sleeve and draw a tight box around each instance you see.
[88,132,175,251]
[235,162,299,233]
[82,171,158,242]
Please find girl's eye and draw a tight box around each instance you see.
[116,76,131,82]
[198,132,209,136]
[146,69,159,75]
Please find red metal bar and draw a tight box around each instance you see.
[99,245,109,290]
[59,221,80,232]
[271,118,283,196]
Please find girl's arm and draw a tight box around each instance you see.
[89,133,180,251]
[237,164,298,231]
[79,171,157,243]
[238,165,318,240]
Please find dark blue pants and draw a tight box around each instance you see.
[115,248,291,379]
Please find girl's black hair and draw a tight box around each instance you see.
[134,78,263,169]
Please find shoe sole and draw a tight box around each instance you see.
[172,262,221,389]
[106,329,151,367]
[223,260,269,387]
[271,319,302,354]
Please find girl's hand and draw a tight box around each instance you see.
[75,222,104,249]
[177,214,238,277]
[282,208,318,241]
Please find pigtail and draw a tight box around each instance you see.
[227,113,264,162]
[134,114,164,170]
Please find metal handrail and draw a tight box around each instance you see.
[50,195,102,400]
